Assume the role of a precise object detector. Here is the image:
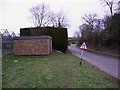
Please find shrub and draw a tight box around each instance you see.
[48,27,68,52]
[20,28,30,36]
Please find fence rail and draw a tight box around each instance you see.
[0,29,19,56]
[2,36,14,55]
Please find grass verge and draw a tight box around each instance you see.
[2,51,119,88]
[77,44,119,58]
[87,49,119,58]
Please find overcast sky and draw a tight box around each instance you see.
[0,0,110,37]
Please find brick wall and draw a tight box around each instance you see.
[13,36,52,55]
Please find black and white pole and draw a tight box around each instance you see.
[80,49,83,65]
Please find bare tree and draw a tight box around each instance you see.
[30,3,69,28]
[49,12,58,27]
[82,14,98,32]
[101,15,111,29]
[116,1,120,14]
[100,0,117,16]
[30,3,51,27]
[49,11,69,28]
[79,23,91,32]
[56,12,69,28]
[94,19,104,31]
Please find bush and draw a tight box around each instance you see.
[20,28,30,36]
[48,27,68,52]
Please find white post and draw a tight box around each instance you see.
[80,50,83,59]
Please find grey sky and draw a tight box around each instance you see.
[0,0,109,37]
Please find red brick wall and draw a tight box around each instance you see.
[13,38,52,55]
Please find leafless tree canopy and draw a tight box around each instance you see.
[30,3,69,28]
[82,14,98,31]
[80,13,104,35]
[49,11,69,28]
[30,3,51,27]
[100,0,119,15]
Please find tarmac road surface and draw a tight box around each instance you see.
[68,44,120,79]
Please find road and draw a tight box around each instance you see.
[68,44,120,79]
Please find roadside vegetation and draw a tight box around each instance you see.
[76,13,120,58]
[86,46,119,58]
[2,51,118,88]
[74,1,120,58]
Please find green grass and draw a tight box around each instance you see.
[87,49,119,58]
[77,44,119,58]
[2,51,119,88]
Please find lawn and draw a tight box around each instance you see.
[2,51,119,88]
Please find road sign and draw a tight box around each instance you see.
[80,42,87,50]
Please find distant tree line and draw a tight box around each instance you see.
[77,0,120,49]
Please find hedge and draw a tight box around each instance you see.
[20,28,30,36]
[20,27,68,52]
